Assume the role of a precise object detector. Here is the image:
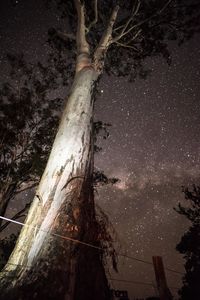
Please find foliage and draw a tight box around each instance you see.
[93,121,111,153]
[93,170,119,187]
[0,53,63,218]
[47,0,200,80]
[95,204,119,272]
[0,233,18,271]
[175,185,200,300]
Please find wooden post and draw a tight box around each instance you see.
[152,256,173,300]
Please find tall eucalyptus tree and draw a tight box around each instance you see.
[0,1,199,299]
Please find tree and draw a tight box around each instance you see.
[0,1,199,299]
[0,53,62,228]
[175,185,200,300]
[0,234,18,271]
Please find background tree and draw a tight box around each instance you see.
[0,233,18,271]
[0,1,199,300]
[0,53,62,228]
[175,185,200,300]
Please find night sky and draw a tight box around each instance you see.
[1,0,200,299]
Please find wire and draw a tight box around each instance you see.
[165,267,184,275]
[108,278,179,291]
[120,254,184,275]
[120,254,152,265]
[108,277,154,287]
[0,215,102,251]
[0,215,184,276]
[0,268,180,291]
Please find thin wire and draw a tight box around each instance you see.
[0,268,180,291]
[165,267,184,275]
[0,215,184,275]
[120,254,184,275]
[108,277,154,287]
[109,278,179,291]
[0,216,102,251]
[120,254,152,265]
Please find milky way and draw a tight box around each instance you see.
[0,0,200,298]
[94,38,200,298]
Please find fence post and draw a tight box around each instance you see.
[152,256,173,300]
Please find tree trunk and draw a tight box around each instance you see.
[0,67,111,300]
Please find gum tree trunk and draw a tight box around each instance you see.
[0,0,121,298]
[0,67,111,300]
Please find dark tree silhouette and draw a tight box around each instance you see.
[0,54,63,227]
[175,185,200,300]
[0,233,19,271]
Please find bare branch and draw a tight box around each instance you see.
[15,182,38,196]
[94,5,119,72]
[74,0,90,55]
[131,0,174,31]
[0,201,31,233]
[159,0,174,15]
[113,28,142,45]
[113,0,172,43]
[113,0,141,40]
[115,41,140,52]
[56,30,76,41]
[87,0,98,33]
[114,24,126,33]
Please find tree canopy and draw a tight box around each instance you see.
[0,53,62,225]
[47,0,200,79]
[175,185,200,299]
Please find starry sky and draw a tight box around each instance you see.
[0,0,200,299]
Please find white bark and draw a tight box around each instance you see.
[0,2,119,297]
[2,67,98,279]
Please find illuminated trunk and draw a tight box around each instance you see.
[0,67,111,300]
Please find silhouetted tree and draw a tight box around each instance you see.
[175,185,200,300]
[0,233,18,271]
[0,54,62,227]
[0,1,200,300]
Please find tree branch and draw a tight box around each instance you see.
[115,41,140,52]
[87,0,98,33]
[56,30,76,41]
[0,202,31,233]
[113,27,142,43]
[74,0,90,55]
[113,0,141,41]
[15,181,38,196]
[131,0,173,30]
[94,5,119,72]
[113,0,173,43]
